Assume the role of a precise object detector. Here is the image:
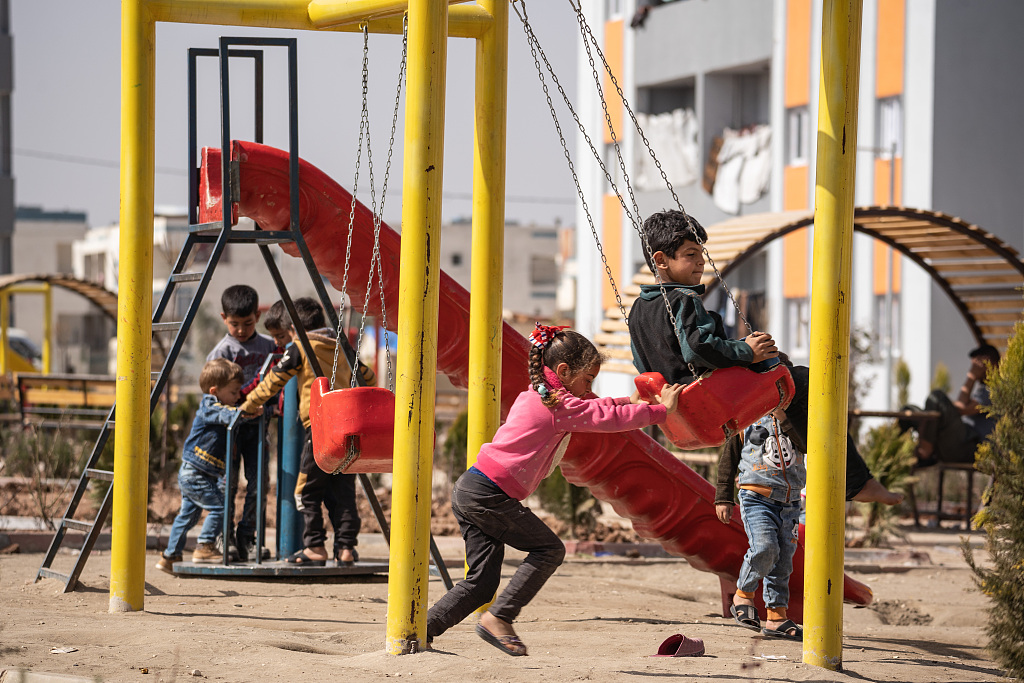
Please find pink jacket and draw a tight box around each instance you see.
[474,387,668,500]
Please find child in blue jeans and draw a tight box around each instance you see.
[425,324,683,656]
[156,359,253,572]
[715,405,805,641]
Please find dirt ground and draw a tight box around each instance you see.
[0,525,1010,683]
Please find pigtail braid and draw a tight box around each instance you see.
[529,345,560,408]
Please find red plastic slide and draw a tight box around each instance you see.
[199,140,872,622]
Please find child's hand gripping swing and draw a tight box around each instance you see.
[309,23,406,475]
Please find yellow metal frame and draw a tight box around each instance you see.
[0,283,53,375]
[114,0,508,653]
[804,0,864,670]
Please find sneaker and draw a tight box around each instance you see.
[155,554,182,574]
[191,542,221,563]
[214,534,240,562]
[260,546,272,561]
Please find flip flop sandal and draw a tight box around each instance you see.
[730,603,761,631]
[283,549,326,566]
[761,619,803,641]
[651,633,705,657]
[475,623,528,657]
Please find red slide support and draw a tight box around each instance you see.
[199,141,872,622]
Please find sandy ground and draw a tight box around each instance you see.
[0,526,1009,683]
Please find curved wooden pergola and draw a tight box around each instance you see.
[596,206,1024,374]
[0,273,118,321]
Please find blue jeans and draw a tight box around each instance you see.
[736,489,800,609]
[426,468,566,639]
[164,462,226,558]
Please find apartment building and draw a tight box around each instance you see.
[576,0,1024,408]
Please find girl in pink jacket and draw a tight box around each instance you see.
[426,324,682,656]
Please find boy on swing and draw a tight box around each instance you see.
[628,209,902,506]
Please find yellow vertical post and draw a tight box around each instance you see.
[386,0,448,655]
[803,0,863,669]
[42,283,52,374]
[0,293,8,375]
[467,0,507,465]
[109,0,155,613]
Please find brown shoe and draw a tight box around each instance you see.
[191,542,221,563]
[155,554,182,574]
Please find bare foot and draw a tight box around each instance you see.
[301,545,329,562]
[852,478,905,506]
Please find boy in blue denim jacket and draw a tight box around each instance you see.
[715,406,805,641]
[156,359,254,573]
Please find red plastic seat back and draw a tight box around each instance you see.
[309,377,396,474]
[635,365,795,450]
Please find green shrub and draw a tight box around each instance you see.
[963,319,1024,678]
[854,421,916,547]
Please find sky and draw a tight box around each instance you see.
[10,1,579,229]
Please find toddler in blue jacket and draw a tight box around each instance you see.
[156,359,254,573]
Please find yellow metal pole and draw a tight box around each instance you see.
[467,0,507,466]
[803,0,863,670]
[308,0,469,27]
[385,0,447,655]
[110,0,155,613]
[0,293,8,375]
[42,283,52,374]
[147,0,491,38]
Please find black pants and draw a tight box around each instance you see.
[786,365,873,500]
[426,469,566,640]
[901,389,978,464]
[296,428,360,552]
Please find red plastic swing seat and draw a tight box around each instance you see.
[635,364,796,451]
[310,377,396,474]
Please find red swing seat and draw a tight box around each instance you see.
[635,364,796,451]
[310,377,396,474]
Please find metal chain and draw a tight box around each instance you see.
[331,24,373,389]
[353,15,407,390]
[568,0,752,337]
[511,0,630,322]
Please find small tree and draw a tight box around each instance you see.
[854,421,916,547]
[963,320,1024,679]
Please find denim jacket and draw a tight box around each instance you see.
[716,413,805,505]
[181,394,250,477]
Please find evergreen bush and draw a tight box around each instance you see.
[963,319,1024,678]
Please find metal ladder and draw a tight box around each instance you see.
[35,36,452,592]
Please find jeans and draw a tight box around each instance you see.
[165,462,226,557]
[736,489,801,609]
[297,429,360,553]
[786,365,873,499]
[232,422,269,545]
[427,468,566,640]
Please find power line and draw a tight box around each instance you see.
[13,146,576,205]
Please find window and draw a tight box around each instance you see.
[530,255,558,287]
[451,252,463,267]
[786,297,810,355]
[877,96,902,157]
[786,106,809,165]
[873,293,901,354]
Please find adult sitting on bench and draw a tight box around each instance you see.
[900,344,1000,467]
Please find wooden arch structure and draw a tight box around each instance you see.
[597,206,1024,373]
[0,274,118,322]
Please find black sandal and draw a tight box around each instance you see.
[336,547,359,566]
[730,603,761,631]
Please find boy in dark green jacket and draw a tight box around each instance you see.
[629,209,902,505]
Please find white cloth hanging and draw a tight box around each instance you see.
[712,124,772,214]
[635,108,699,191]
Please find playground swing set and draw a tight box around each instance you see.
[89,0,869,667]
